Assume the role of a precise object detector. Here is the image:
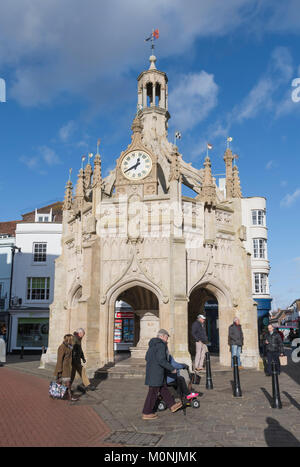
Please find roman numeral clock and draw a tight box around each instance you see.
[115,119,158,197]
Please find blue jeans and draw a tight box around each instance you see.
[231,345,242,367]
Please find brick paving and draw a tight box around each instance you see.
[2,348,300,447]
[0,367,114,447]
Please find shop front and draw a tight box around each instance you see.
[8,309,49,352]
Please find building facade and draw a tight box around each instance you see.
[8,203,62,351]
[241,197,272,332]
[46,54,262,372]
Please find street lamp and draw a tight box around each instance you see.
[7,246,21,353]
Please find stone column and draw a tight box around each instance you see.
[142,85,147,108]
[152,82,156,107]
[130,310,159,359]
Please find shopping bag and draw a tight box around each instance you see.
[279,355,287,366]
[49,380,68,399]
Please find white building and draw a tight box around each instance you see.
[8,203,62,352]
[241,197,272,328]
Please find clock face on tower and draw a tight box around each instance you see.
[121,151,152,181]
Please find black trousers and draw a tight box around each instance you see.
[142,384,175,415]
[266,351,281,375]
[176,376,190,396]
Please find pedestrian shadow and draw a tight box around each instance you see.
[264,417,300,447]
[260,387,273,407]
[282,391,300,411]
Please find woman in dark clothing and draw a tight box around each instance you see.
[54,334,78,401]
[265,324,284,376]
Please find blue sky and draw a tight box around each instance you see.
[0,0,299,308]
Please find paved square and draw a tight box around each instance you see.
[2,350,300,447]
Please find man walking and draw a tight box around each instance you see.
[228,317,244,368]
[142,329,183,420]
[264,324,284,376]
[70,328,95,391]
[192,314,208,371]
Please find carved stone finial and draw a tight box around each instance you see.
[232,164,242,198]
[223,148,234,199]
[63,179,73,210]
[93,153,102,187]
[169,149,181,182]
[76,168,85,199]
[84,163,93,190]
[198,156,216,207]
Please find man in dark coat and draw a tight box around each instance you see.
[142,329,183,420]
[70,328,95,391]
[192,314,208,371]
[228,317,244,368]
[264,324,284,376]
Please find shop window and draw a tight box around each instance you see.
[17,318,49,348]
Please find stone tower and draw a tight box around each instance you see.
[45,53,260,373]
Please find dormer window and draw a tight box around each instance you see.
[35,208,52,223]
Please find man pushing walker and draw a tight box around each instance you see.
[142,329,183,420]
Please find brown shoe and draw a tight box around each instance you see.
[170,402,183,413]
[142,413,158,420]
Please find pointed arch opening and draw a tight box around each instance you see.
[113,285,159,361]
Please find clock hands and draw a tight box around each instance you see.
[124,157,140,173]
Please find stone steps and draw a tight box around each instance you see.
[95,356,232,380]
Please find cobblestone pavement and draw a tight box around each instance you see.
[3,349,300,447]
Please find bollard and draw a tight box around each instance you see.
[38,346,46,369]
[20,345,24,359]
[233,355,242,397]
[271,361,282,409]
[205,352,213,390]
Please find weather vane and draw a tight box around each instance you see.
[97,138,101,154]
[227,136,233,149]
[145,28,159,54]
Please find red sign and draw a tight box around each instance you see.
[115,312,134,319]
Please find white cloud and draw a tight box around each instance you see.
[265,160,277,170]
[20,145,61,172]
[280,188,300,207]
[234,47,294,124]
[0,0,268,107]
[59,120,76,143]
[169,71,219,132]
[39,145,61,166]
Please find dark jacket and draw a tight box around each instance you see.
[228,323,244,346]
[54,342,73,379]
[191,320,208,344]
[145,338,175,387]
[72,333,85,364]
[265,331,284,354]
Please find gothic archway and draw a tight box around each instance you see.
[188,287,219,357]
[114,285,159,359]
